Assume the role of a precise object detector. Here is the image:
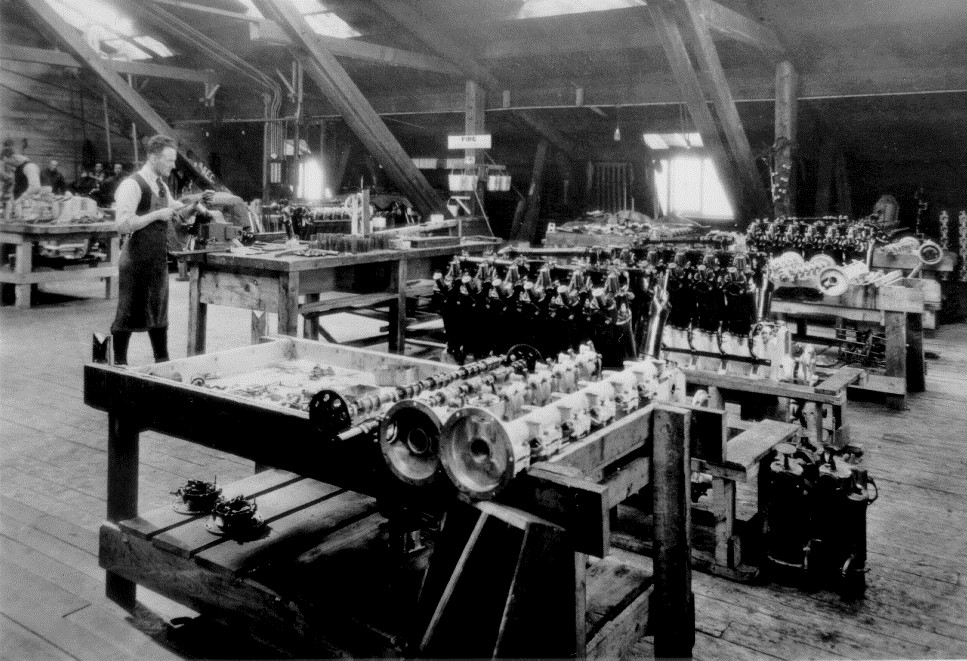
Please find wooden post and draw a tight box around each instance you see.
[676,0,770,214]
[814,138,836,215]
[774,60,798,218]
[646,0,743,220]
[511,140,549,243]
[102,95,113,163]
[465,80,487,216]
[651,406,695,659]
[277,271,300,337]
[389,257,407,354]
[834,151,853,217]
[13,241,33,308]
[907,311,926,393]
[105,236,120,299]
[187,263,207,356]
[252,310,269,344]
[106,410,140,609]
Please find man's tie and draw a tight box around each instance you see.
[156,177,168,201]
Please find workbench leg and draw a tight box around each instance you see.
[251,311,267,345]
[105,237,120,299]
[883,311,907,384]
[302,293,320,341]
[106,412,140,611]
[389,258,407,354]
[652,407,695,659]
[187,265,207,356]
[906,313,926,393]
[277,272,300,337]
[14,242,32,308]
[712,477,738,569]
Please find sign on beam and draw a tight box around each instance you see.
[448,134,492,150]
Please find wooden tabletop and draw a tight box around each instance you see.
[0,221,118,236]
[184,240,495,272]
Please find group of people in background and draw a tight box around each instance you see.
[1,139,132,207]
[65,162,129,206]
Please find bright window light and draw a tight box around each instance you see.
[49,0,134,36]
[643,131,703,150]
[515,0,644,19]
[304,12,361,38]
[133,36,173,58]
[47,0,175,60]
[103,39,151,60]
[289,0,325,12]
[298,159,325,200]
[654,154,733,220]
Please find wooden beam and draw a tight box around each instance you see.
[465,80,487,216]
[1,45,223,84]
[20,0,217,188]
[481,0,784,60]
[814,138,836,215]
[252,0,443,215]
[369,0,579,157]
[691,0,786,57]
[773,60,798,218]
[644,1,741,216]
[511,140,549,243]
[248,18,462,75]
[673,0,770,213]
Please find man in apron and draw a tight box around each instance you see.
[110,135,210,365]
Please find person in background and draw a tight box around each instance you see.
[93,162,106,184]
[110,134,211,365]
[100,162,125,206]
[1,138,41,202]
[70,169,99,197]
[41,159,67,195]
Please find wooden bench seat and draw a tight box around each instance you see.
[101,470,658,658]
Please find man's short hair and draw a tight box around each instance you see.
[145,135,177,156]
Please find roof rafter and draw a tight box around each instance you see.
[2,45,222,84]
[19,0,218,188]
[248,18,462,75]
[368,0,579,157]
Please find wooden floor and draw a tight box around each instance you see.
[2,276,967,660]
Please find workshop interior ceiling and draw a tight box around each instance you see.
[6,0,967,167]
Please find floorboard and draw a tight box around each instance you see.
[2,276,967,659]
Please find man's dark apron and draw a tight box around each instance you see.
[111,174,170,332]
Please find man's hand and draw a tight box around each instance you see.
[201,190,216,204]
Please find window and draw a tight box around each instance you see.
[514,0,645,19]
[46,0,173,60]
[297,159,325,200]
[653,154,734,220]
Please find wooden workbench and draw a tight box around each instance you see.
[772,280,926,408]
[183,241,491,356]
[0,221,119,308]
[83,338,709,657]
